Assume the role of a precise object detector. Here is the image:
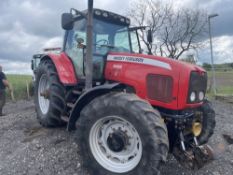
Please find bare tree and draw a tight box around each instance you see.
[128,0,169,54]
[128,0,208,59]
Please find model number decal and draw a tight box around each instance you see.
[107,55,171,70]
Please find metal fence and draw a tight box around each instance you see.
[207,70,233,96]
[6,74,33,101]
[5,70,233,102]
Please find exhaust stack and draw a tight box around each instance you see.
[85,0,94,90]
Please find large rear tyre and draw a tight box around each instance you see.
[34,59,66,127]
[198,100,216,145]
[76,92,169,175]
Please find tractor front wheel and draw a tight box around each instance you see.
[34,59,66,127]
[76,92,169,175]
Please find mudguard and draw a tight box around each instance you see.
[67,83,124,131]
[41,52,77,85]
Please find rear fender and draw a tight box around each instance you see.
[67,83,125,131]
[41,52,77,85]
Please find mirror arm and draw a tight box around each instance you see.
[129,26,147,32]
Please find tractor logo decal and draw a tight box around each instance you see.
[107,55,172,70]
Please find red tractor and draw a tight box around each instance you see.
[33,0,215,174]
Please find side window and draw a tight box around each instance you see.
[65,30,86,56]
[130,31,140,53]
[65,21,86,78]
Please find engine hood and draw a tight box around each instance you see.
[106,52,206,110]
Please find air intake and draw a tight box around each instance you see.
[147,74,173,103]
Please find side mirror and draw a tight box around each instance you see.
[147,29,153,44]
[61,13,74,30]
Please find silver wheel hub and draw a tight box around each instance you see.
[38,74,50,115]
[89,116,142,173]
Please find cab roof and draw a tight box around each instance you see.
[72,8,130,26]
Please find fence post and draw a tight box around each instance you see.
[10,85,16,102]
[26,81,30,100]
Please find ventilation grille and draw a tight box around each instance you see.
[147,74,173,103]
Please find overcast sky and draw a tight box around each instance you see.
[0,0,232,74]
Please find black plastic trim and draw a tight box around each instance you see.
[187,71,207,104]
[67,83,125,131]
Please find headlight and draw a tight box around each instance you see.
[190,92,196,102]
[198,91,204,101]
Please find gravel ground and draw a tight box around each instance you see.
[0,100,232,175]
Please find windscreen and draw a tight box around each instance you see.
[93,19,131,55]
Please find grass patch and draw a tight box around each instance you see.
[6,74,33,100]
[207,71,233,95]
[217,86,233,95]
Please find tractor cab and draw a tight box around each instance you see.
[62,9,141,81]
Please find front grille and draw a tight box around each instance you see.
[187,71,207,103]
[147,74,173,103]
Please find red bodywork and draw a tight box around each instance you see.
[48,51,206,110]
[48,52,77,85]
[105,52,206,110]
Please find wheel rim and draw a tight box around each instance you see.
[89,116,142,173]
[38,74,50,115]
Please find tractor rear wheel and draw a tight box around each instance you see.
[198,100,216,145]
[34,59,66,127]
[76,92,169,175]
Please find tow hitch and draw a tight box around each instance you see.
[173,144,214,170]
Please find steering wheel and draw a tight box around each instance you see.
[95,39,109,45]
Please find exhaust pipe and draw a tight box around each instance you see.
[85,0,94,90]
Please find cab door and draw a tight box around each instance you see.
[64,19,87,79]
